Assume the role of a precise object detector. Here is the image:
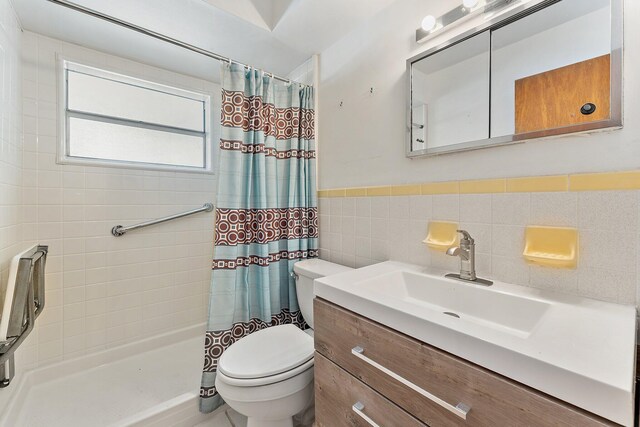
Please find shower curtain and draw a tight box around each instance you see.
[199,62,318,413]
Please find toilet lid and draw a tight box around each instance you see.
[218,324,314,380]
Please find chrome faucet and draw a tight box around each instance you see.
[446,230,476,280]
[445,230,492,286]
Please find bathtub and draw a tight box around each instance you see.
[0,324,238,427]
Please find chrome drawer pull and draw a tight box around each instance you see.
[352,346,471,420]
[352,402,381,427]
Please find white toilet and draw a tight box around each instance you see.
[215,259,352,427]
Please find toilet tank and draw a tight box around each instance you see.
[293,259,352,329]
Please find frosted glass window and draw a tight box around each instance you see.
[60,60,211,172]
[67,71,204,131]
[68,117,204,167]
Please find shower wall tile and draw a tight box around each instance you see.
[460,194,491,224]
[389,196,409,220]
[0,0,36,384]
[370,197,390,218]
[342,197,356,216]
[578,191,638,232]
[409,195,432,220]
[432,194,459,221]
[492,193,531,225]
[355,198,370,217]
[20,31,218,368]
[530,192,578,227]
[320,190,640,306]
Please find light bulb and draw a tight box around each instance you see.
[462,0,479,8]
[421,15,437,32]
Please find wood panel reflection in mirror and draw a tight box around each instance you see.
[514,54,611,134]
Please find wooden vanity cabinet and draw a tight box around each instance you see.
[315,353,426,427]
[314,298,619,427]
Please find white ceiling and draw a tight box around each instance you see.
[203,0,297,32]
[12,0,398,82]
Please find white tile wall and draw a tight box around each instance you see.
[0,0,36,379]
[20,31,219,367]
[0,0,22,297]
[320,191,640,306]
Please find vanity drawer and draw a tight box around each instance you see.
[314,298,617,427]
[315,352,426,427]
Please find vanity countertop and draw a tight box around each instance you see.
[314,261,637,427]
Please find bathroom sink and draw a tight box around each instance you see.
[314,261,637,427]
[357,271,550,337]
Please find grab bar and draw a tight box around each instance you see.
[0,245,48,387]
[111,203,214,237]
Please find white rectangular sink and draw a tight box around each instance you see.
[358,271,550,337]
[314,261,637,427]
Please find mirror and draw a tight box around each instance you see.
[411,32,490,152]
[491,0,612,137]
[407,0,621,157]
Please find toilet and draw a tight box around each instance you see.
[215,259,353,427]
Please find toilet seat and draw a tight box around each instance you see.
[217,358,314,387]
[217,324,314,387]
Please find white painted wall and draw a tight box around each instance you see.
[287,56,315,87]
[19,31,218,368]
[317,0,639,189]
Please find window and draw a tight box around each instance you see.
[59,59,212,173]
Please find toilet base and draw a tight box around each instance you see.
[246,417,293,427]
[215,367,314,427]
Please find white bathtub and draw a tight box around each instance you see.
[0,324,237,427]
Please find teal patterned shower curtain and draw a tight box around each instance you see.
[199,62,318,413]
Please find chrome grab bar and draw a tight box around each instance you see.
[351,346,471,420]
[111,203,214,237]
[0,245,48,388]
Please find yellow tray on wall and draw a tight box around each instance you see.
[423,221,458,252]
[523,226,578,269]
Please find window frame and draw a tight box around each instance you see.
[57,56,214,174]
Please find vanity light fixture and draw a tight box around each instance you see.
[421,15,437,31]
[462,0,480,9]
[416,0,530,43]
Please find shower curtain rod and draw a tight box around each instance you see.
[45,0,302,85]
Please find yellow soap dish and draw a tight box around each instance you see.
[423,221,458,252]
[523,226,578,269]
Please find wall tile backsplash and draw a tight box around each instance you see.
[20,31,218,368]
[319,191,639,306]
[0,0,31,375]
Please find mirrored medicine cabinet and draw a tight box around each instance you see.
[407,0,622,157]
